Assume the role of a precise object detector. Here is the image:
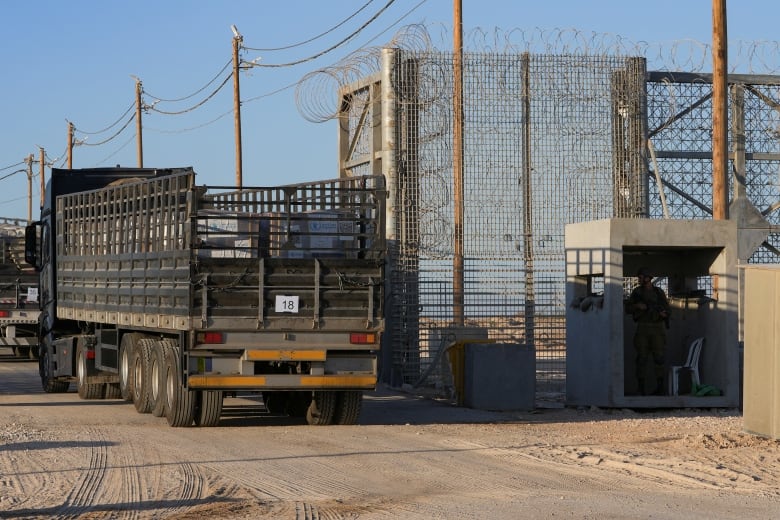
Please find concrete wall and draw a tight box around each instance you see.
[742,265,780,439]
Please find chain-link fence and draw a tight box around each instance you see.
[378,50,650,401]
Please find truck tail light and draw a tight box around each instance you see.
[198,332,224,344]
[0,310,9,317]
[350,332,377,345]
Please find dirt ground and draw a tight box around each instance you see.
[1,348,779,520]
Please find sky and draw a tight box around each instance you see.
[1,0,778,221]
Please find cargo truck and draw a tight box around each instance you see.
[0,219,39,359]
[25,167,386,426]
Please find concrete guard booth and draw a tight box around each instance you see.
[564,218,739,408]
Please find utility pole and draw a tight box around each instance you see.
[39,147,45,209]
[67,121,74,168]
[712,0,728,219]
[134,77,144,168]
[452,0,465,326]
[25,154,33,223]
[232,25,244,189]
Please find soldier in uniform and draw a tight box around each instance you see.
[626,267,670,395]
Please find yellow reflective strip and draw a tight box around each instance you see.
[188,375,267,388]
[245,350,327,361]
[300,375,376,387]
[187,374,376,389]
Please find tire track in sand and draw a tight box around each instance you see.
[55,426,109,519]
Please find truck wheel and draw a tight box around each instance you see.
[150,343,168,417]
[163,342,195,427]
[76,338,103,399]
[40,347,69,393]
[195,390,223,427]
[104,383,122,399]
[119,333,138,401]
[131,339,154,413]
[334,391,363,425]
[306,391,338,425]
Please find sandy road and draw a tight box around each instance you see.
[1,347,779,519]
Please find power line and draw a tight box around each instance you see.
[244,0,377,52]
[145,108,234,134]
[0,161,25,173]
[90,133,136,167]
[79,113,136,147]
[71,102,135,135]
[240,1,429,107]
[249,0,397,68]
[0,169,29,183]
[244,81,298,104]
[44,147,69,167]
[0,194,32,204]
[144,59,232,103]
[355,0,430,48]
[148,72,232,115]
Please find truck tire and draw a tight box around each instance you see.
[40,347,69,393]
[76,338,103,400]
[195,390,223,427]
[132,339,154,413]
[334,391,363,425]
[150,342,168,417]
[163,341,195,427]
[104,383,122,399]
[306,391,338,425]
[119,333,139,402]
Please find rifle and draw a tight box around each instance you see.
[629,289,670,329]
[649,302,670,329]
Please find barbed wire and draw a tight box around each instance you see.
[295,24,433,123]
[294,24,780,124]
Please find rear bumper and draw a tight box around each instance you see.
[187,373,377,390]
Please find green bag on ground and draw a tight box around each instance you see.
[691,382,722,396]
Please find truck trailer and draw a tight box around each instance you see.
[0,219,39,358]
[25,167,386,426]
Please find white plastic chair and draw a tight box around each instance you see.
[669,337,704,396]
